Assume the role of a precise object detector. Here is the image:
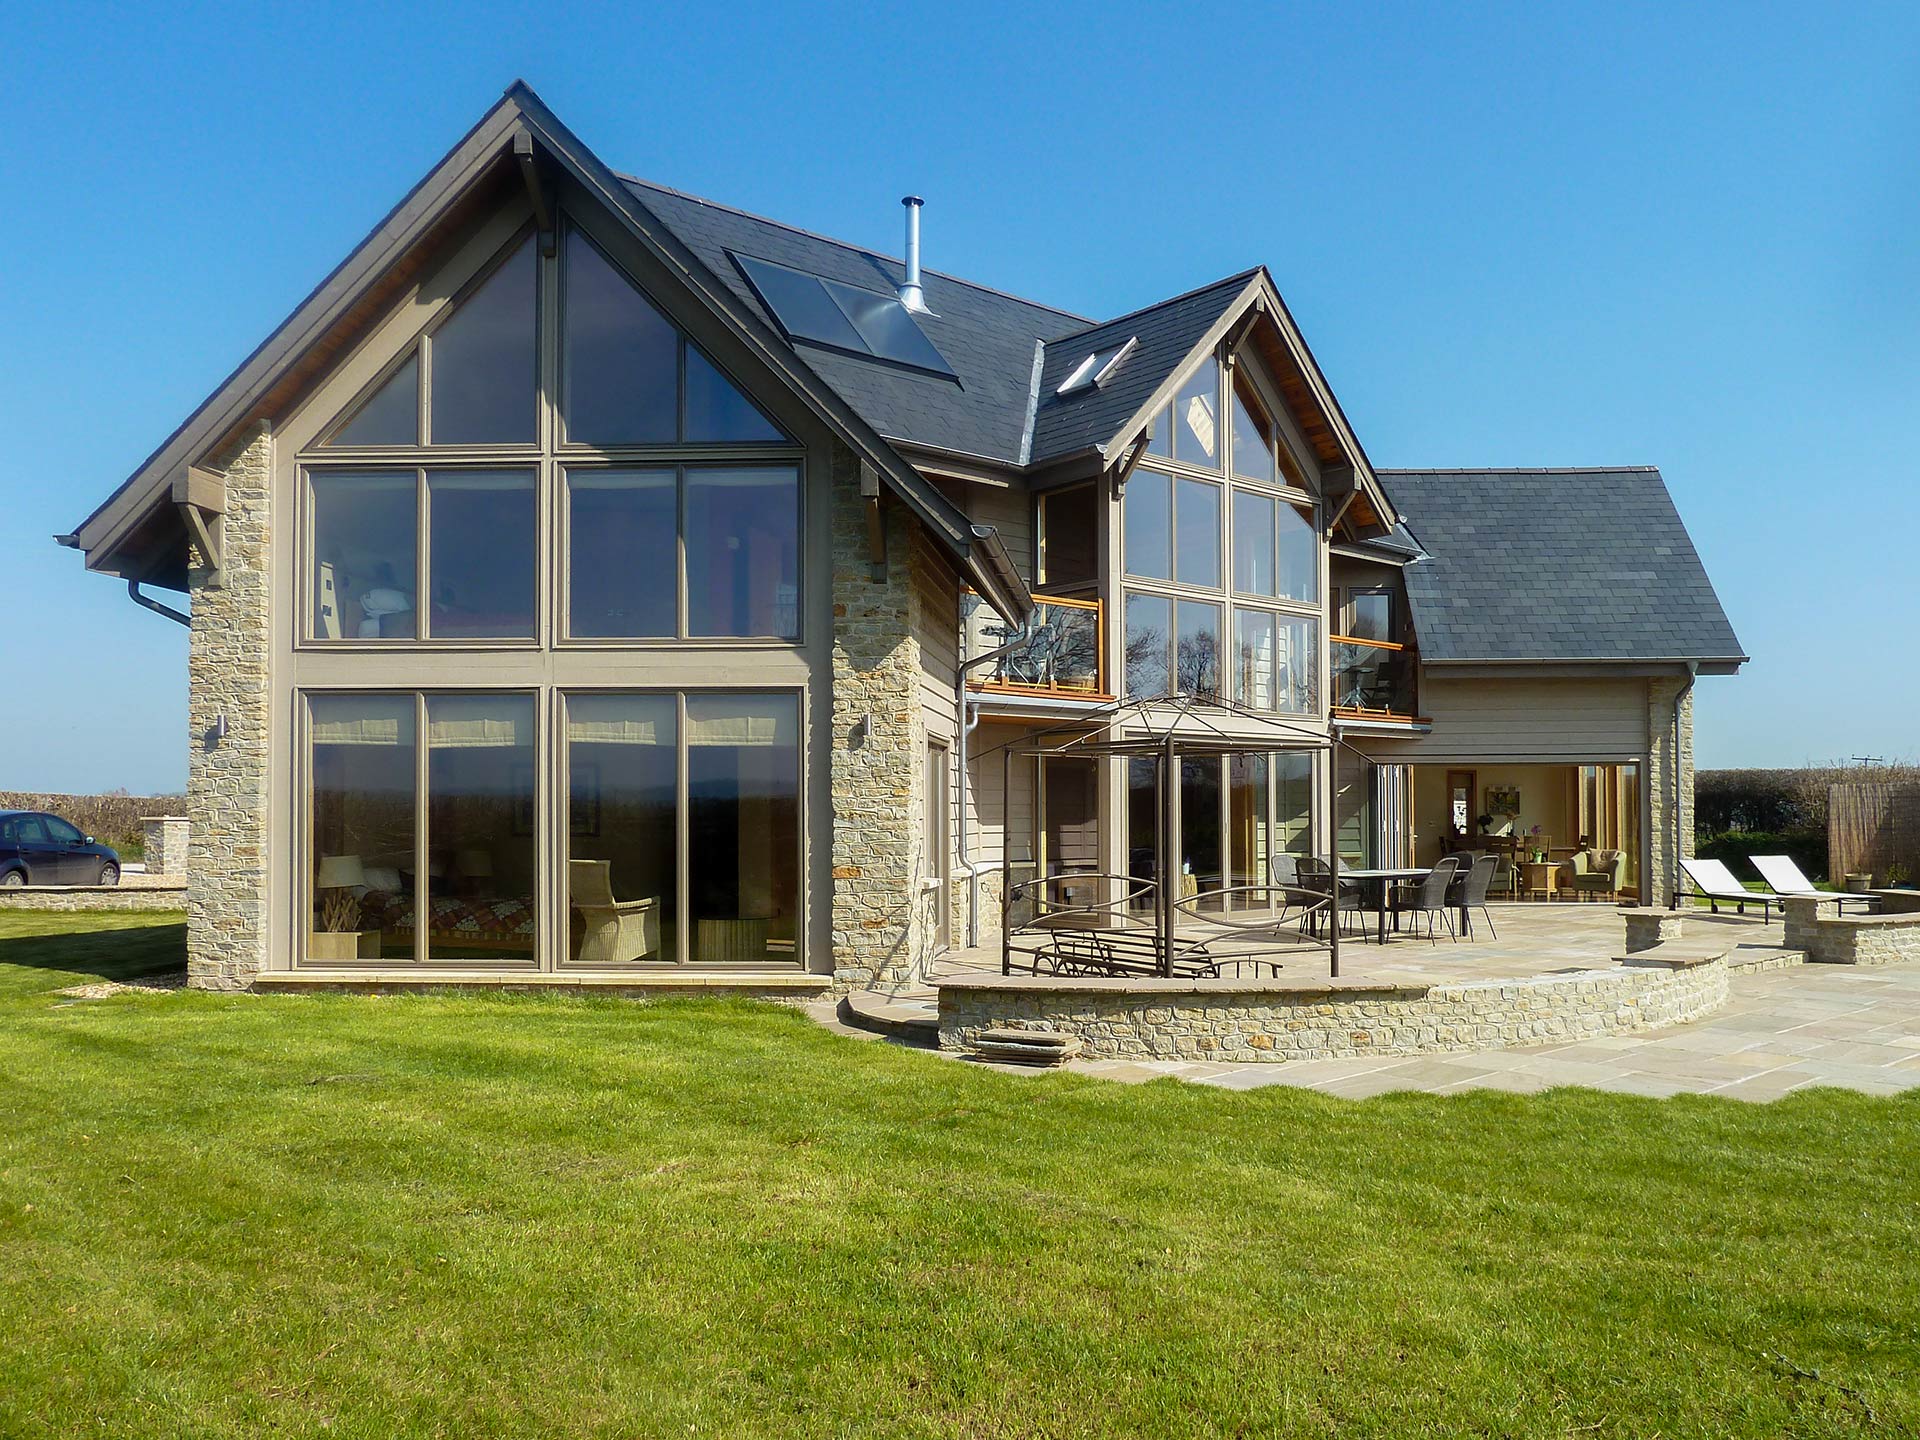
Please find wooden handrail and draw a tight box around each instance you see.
[964,587,1101,613]
[1330,633,1407,652]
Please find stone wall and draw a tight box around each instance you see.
[937,956,1729,1064]
[0,886,188,913]
[827,447,934,991]
[186,425,274,991]
[140,816,190,878]
[1647,676,1695,907]
[1783,895,1920,966]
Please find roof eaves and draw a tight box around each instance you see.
[73,84,537,562]
[1247,268,1398,529]
[1091,273,1267,467]
[512,91,1032,620]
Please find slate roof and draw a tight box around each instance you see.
[1378,468,1746,664]
[1027,273,1257,466]
[623,179,1258,470]
[624,178,1088,464]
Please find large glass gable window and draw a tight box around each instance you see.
[297,208,810,976]
[1125,347,1320,712]
[306,220,798,646]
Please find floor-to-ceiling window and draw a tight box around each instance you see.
[1122,353,1320,714]
[294,211,808,970]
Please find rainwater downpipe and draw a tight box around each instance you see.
[127,579,190,627]
[1670,661,1697,908]
[956,615,1035,947]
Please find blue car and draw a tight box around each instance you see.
[0,810,121,887]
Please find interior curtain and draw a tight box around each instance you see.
[686,694,796,747]
[310,697,415,746]
[427,696,532,748]
[567,695,676,746]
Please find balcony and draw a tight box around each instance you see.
[1331,634,1421,723]
[963,592,1108,702]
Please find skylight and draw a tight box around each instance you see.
[1055,336,1138,396]
[732,253,956,379]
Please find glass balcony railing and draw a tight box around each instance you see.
[964,592,1107,700]
[1330,634,1419,720]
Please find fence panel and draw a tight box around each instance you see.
[1829,783,1920,884]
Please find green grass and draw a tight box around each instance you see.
[2,913,1917,1438]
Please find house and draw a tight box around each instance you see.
[63,83,1743,994]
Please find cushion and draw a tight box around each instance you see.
[362,864,403,894]
[1594,849,1621,871]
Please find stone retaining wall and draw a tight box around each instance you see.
[0,886,188,913]
[1784,895,1920,966]
[937,956,1729,1064]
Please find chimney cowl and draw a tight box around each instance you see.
[898,195,929,314]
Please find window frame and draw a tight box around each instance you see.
[297,687,544,972]
[559,461,805,646]
[1121,345,1323,708]
[558,686,807,969]
[294,217,808,655]
[296,683,809,972]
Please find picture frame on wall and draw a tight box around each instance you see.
[1485,786,1521,817]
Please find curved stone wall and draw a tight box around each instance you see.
[936,954,1731,1065]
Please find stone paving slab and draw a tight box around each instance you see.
[827,950,1920,1103]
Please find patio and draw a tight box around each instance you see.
[847,903,1806,1067]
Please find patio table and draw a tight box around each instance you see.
[1341,867,1435,945]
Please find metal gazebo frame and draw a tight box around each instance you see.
[981,692,1349,979]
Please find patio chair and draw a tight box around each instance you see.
[1676,857,1781,919]
[1400,854,1461,944]
[1448,852,1500,939]
[1266,852,1300,925]
[1296,856,1364,938]
[1747,854,1877,915]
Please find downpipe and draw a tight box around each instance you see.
[955,614,1035,948]
[127,579,190,627]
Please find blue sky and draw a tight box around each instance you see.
[5,1,1917,793]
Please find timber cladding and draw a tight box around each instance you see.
[1828,783,1920,885]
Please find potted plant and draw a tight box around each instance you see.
[1476,812,1494,836]
[1887,861,1913,890]
[1845,871,1873,895]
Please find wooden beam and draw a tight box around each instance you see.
[861,461,887,582]
[513,129,557,259]
[176,502,222,588]
[172,465,226,514]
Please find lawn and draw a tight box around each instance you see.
[2,913,1916,1437]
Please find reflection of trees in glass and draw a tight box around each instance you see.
[1006,605,1099,689]
[1176,628,1219,699]
[1125,617,1168,698]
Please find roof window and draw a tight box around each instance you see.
[1055,336,1138,396]
[732,253,956,379]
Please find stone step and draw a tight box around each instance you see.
[839,990,940,1045]
[1725,946,1807,974]
[970,1028,1083,1066]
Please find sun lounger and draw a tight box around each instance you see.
[1748,854,1876,914]
[1677,857,1781,919]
